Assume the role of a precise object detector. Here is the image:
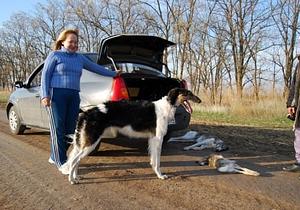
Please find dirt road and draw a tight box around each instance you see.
[0,109,300,210]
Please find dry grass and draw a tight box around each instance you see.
[192,94,291,129]
[0,90,10,108]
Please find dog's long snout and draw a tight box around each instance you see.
[187,92,201,103]
[191,95,201,103]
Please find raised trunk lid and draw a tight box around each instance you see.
[97,34,175,71]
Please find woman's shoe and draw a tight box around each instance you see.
[48,157,55,165]
[59,163,70,175]
[283,163,300,172]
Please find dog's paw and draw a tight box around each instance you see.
[158,174,168,180]
[150,158,154,166]
[69,176,79,185]
[70,180,79,185]
[70,178,79,185]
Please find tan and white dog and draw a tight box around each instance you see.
[199,154,260,176]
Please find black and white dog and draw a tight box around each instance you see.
[66,88,201,184]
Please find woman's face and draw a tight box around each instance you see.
[62,33,78,53]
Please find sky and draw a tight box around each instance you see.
[0,0,46,26]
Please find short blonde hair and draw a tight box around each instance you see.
[52,29,79,50]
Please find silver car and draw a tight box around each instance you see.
[6,34,191,135]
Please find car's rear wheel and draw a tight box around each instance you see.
[9,106,26,135]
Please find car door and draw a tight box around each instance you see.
[34,64,50,129]
[17,65,45,127]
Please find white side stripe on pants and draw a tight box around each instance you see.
[47,106,62,167]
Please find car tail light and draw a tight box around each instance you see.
[110,76,129,101]
[180,79,188,89]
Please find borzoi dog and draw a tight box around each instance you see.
[65,88,201,184]
[183,134,228,152]
[168,132,228,152]
[198,154,260,176]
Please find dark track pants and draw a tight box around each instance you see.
[47,88,80,167]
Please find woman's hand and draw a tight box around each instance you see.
[41,97,51,107]
[116,69,122,76]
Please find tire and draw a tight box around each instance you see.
[167,105,191,132]
[8,106,26,135]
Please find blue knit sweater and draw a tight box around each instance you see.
[40,47,116,99]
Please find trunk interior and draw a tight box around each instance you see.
[121,74,181,101]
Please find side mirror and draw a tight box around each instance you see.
[14,81,24,88]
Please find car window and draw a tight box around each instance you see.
[105,63,165,77]
[30,70,42,87]
[26,63,44,88]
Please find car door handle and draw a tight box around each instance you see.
[35,94,40,98]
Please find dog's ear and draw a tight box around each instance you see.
[207,154,219,168]
[167,88,181,105]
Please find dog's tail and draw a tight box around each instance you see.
[235,165,260,176]
[73,112,87,146]
[64,112,87,167]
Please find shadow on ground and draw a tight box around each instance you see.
[80,123,295,180]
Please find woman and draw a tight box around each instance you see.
[284,38,300,172]
[40,29,118,174]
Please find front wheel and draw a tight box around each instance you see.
[8,106,26,135]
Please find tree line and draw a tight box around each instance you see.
[0,0,299,104]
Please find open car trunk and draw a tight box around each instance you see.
[121,73,181,101]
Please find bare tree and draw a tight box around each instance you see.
[34,0,68,54]
[136,0,177,78]
[271,0,300,97]
[215,0,271,98]
[171,0,197,79]
[270,53,282,97]
[0,13,41,88]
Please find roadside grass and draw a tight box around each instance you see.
[191,97,293,129]
[0,91,10,108]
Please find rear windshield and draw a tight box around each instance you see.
[82,53,165,77]
[106,63,165,77]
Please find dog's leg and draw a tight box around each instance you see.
[68,149,84,184]
[148,137,155,167]
[184,138,216,151]
[68,145,81,181]
[73,162,81,181]
[234,164,260,176]
[149,136,167,179]
[68,138,103,184]
[68,145,79,161]
[183,141,204,150]
[68,147,94,184]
